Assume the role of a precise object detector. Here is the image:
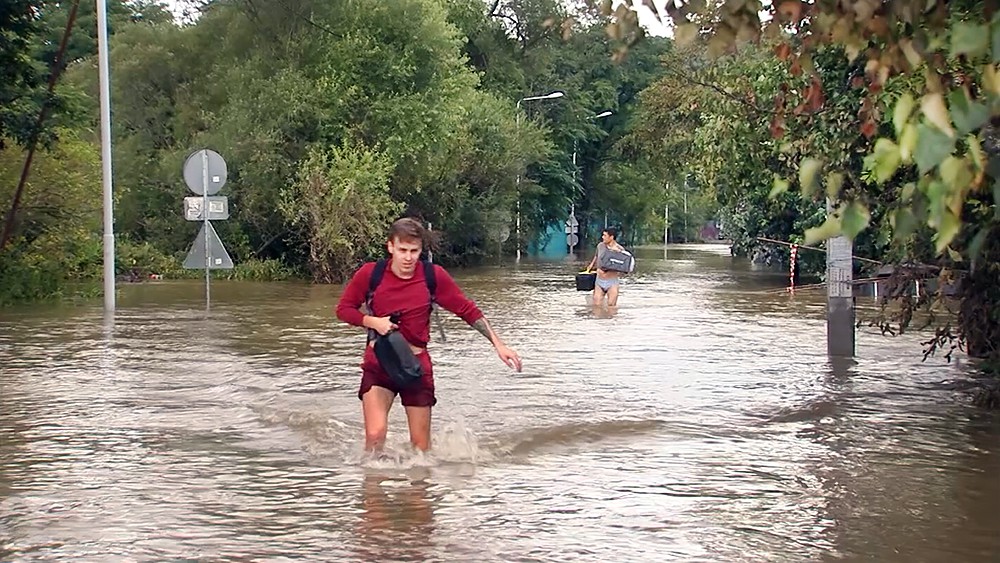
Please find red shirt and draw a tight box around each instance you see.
[335,260,485,348]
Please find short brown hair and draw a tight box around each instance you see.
[388,217,426,246]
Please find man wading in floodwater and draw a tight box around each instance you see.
[336,217,522,452]
[585,226,629,307]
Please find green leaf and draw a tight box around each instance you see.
[939,155,973,196]
[969,134,986,171]
[968,228,988,263]
[921,92,955,137]
[900,39,923,67]
[804,215,842,245]
[867,138,901,184]
[914,123,955,173]
[901,182,916,202]
[939,156,974,217]
[899,123,918,163]
[769,175,790,198]
[892,208,918,239]
[798,157,822,197]
[845,40,863,62]
[986,63,1000,96]
[826,172,844,200]
[876,223,891,247]
[994,179,1000,219]
[994,17,1000,63]
[946,246,963,263]
[934,210,961,254]
[948,89,989,135]
[800,52,815,75]
[893,92,915,136]
[951,21,989,57]
[841,201,871,239]
[926,180,948,215]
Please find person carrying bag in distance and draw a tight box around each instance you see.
[585,226,634,307]
[336,217,523,453]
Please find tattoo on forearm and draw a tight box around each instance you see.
[472,317,496,342]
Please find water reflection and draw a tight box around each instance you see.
[1,244,998,562]
[355,470,436,562]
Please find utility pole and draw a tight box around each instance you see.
[97,0,116,312]
[664,185,669,246]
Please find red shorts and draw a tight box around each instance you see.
[358,345,436,407]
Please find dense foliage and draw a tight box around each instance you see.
[1,0,672,302]
[601,0,1000,397]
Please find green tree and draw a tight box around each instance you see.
[280,142,400,282]
[0,129,103,303]
[1,0,49,150]
[599,0,1000,395]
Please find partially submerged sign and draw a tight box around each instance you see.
[181,148,233,309]
[183,221,233,269]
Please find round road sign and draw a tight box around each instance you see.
[183,149,228,195]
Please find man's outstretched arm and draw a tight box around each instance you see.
[433,265,523,372]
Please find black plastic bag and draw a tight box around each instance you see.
[373,330,423,388]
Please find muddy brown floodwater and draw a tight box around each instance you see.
[2,244,998,562]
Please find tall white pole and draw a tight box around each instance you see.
[664,204,669,245]
[571,142,577,256]
[97,0,115,312]
[202,150,210,310]
[664,182,669,245]
[515,103,521,263]
[683,175,688,242]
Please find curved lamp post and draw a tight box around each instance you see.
[515,90,564,262]
[570,110,613,255]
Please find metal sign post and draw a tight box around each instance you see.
[565,208,579,255]
[826,199,855,357]
[182,149,233,310]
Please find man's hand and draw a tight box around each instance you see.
[364,315,397,336]
[495,343,522,372]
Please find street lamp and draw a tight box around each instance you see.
[664,182,669,247]
[97,0,116,313]
[569,109,613,256]
[683,173,690,242]
[516,90,564,262]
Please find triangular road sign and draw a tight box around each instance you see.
[183,221,234,269]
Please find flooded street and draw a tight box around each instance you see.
[1,244,998,562]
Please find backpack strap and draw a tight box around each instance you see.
[366,259,388,306]
[422,259,436,305]
[423,259,446,342]
[365,259,388,342]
